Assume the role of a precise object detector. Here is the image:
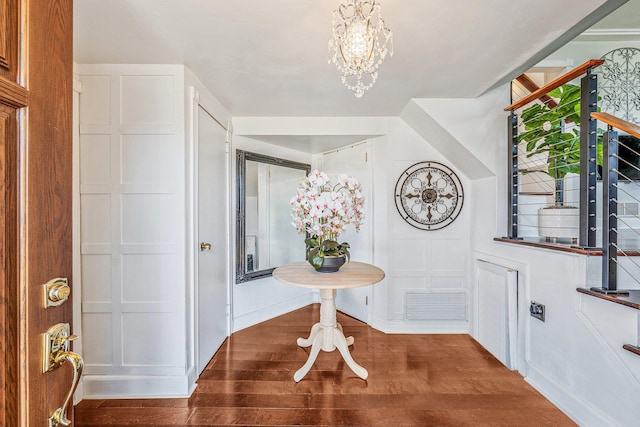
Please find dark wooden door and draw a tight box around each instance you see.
[1,0,74,425]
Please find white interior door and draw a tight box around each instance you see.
[196,106,229,374]
[476,260,518,369]
[321,143,372,322]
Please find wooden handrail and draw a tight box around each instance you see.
[504,59,604,111]
[623,344,640,356]
[515,74,557,108]
[591,112,640,138]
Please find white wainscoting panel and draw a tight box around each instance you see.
[121,134,175,184]
[79,75,111,125]
[389,236,468,330]
[80,255,112,301]
[79,134,111,183]
[81,313,113,365]
[120,75,175,125]
[79,65,188,397]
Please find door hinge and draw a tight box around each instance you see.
[365,152,368,162]
[365,296,368,305]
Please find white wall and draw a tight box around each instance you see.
[370,119,472,333]
[543,39,640,67]
[230,135,315,331]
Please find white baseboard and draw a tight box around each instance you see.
[232,293,315,332]
[186,365,198,395]
[82,374,193,399]
[372,317,469,334]
[525,362,617,427]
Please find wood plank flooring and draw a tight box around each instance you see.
[74,304,576,426]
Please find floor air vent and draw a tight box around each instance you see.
[405,291,467,321]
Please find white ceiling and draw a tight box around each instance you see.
[74,0,635,119]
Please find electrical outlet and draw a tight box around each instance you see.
[530,301,545,322]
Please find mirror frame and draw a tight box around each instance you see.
[236,150,311,283]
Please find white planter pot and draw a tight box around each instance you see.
[538,206,580,240]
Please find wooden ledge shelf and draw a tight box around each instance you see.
[576,288,640,311]
[495,237,640,256]
[494,237,601,255]
[623,344,640,356]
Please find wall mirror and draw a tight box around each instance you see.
[236,150,311,283]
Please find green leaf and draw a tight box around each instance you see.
[308,247,324,269]
[321,240,339,252]
[339,242,350,262]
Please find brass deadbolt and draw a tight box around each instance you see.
[44,278,70,308]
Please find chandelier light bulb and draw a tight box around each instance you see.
[328,0,393,98]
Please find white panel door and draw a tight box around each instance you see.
[476,260,518,369]
[321,143,372,322]
[197,106,229,375]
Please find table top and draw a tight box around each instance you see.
[273,261,385,290]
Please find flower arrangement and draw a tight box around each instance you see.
[290,170,364,270]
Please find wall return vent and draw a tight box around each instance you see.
[405,291,467,321]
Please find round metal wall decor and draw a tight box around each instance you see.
[394,161,464,230]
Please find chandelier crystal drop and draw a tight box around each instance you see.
[328,0,393,98]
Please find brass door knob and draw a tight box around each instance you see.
[200,242,212,251]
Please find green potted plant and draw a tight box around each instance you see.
[518,83,602,240]
[305,237,351,272]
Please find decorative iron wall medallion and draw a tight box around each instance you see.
[599,47,640,125]
[394,161,464,230]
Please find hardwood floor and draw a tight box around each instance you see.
[74,304,576,426]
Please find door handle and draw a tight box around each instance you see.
[43,323,84,427]
[48,352,83,427]
[200,242,212,251]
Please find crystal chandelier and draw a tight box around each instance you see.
[328,0,393,97]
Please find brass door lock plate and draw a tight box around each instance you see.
[43,323,77,372]
[43,277,70,308]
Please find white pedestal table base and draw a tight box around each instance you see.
[293,288,367,382]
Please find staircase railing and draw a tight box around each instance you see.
[590,112,640,294]
[504,60,604,246]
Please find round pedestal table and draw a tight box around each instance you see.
[273,261,385,382]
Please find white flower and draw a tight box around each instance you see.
[290,170,365,244]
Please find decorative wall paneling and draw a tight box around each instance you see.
[78,65,190,397]
[388,235,469,330]
[368,121,472,333]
